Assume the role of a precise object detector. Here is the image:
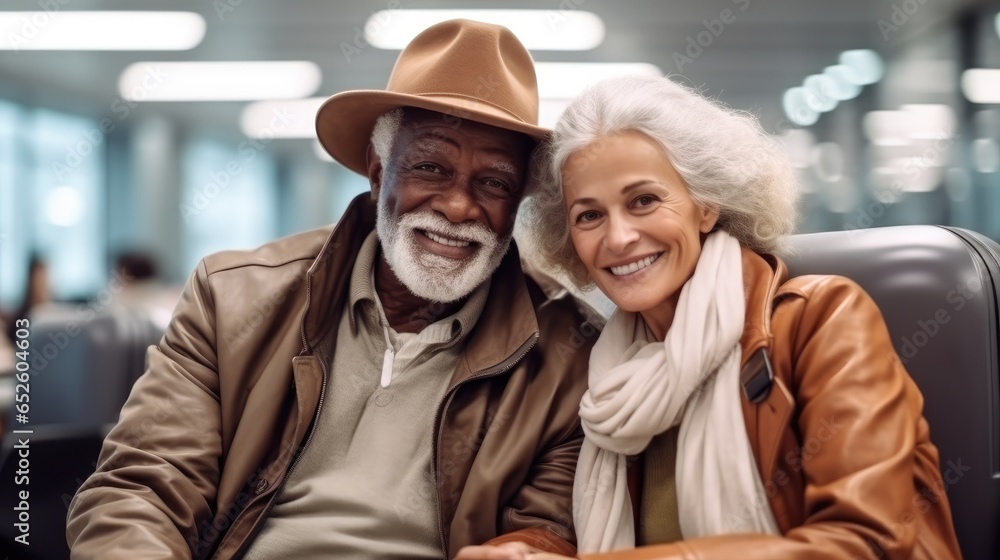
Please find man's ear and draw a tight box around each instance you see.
[699,203,721,234]
[366,143,383,201]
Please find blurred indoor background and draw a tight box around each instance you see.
[5,4,1000,556]
[1,0,999,322]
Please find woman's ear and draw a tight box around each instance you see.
[699,204,721,234]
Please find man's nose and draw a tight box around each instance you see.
[432,178,485,224]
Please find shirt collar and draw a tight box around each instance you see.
[347,230,489,342]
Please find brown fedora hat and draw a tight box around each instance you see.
[315,19,549,175]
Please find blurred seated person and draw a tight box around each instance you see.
[519,75,962,559]
[110,250,180,331]
[5,253,50,342]
[66,19,595,560]
[0,255,48,437]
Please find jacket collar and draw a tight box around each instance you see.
[299,193,375,355]
[299,193,540,387]
[737,246,796,493]
[451,239,540,384]
[738,246,788,367]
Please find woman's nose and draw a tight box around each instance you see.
[603,215,640,254]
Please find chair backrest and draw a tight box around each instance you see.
[11,306,162,429]
[778,225,1000,560]
[0,424,109,560]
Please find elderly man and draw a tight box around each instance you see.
[66,19,597,560]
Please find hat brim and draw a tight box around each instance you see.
[315,90,551,176]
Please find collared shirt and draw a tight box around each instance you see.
[245,231,489,560]
[348,232,489,383]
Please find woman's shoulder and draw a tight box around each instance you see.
[767,270,889,351]
[773,272,872,309]
[768,272,892,370]
[748,247,879,322]
[766,270,902,409]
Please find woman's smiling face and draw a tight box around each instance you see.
[562,130,719,328]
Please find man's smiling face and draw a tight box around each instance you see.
[372,108,535,302]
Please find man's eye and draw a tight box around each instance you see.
[484,178,510,192]
[413,163,440,173]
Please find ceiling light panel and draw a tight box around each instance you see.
[118,61,322,102]
[0,11,204,50]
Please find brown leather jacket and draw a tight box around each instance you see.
[66,194,597,559]
[581,248,962,560]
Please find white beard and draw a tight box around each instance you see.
[376,195,512,303]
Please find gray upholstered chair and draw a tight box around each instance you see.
[779,225,1000,560]
[6,306,162,429]
[0,424,111,560]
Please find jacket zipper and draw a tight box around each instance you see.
[230,353,330,559]
[228,263,538,558]
[226,269,330,559]
[432,332,539,556]
[231,334,532,559]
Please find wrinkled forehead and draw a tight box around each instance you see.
[396,107,535,163]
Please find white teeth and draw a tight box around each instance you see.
[609,253,660,276]
[424,230,471,247]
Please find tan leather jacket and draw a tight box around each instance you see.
[581,248,962,560]
[66,194,597,559]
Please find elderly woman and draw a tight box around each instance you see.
[518,75,961,559]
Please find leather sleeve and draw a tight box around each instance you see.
[67,260,223,560]
[580,276,959,560]
[483,527,578,556]
[486,421,583,555]
[486,298,597,556]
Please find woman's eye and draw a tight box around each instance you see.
[634,195,658,208]
[576,210,600,223]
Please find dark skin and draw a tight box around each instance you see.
[366,108,535,333]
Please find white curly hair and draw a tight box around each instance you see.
[517,74,799,289]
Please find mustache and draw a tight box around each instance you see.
[398,212,499,246]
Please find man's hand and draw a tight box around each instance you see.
[454,541,563,559]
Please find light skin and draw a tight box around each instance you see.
[564,130,719,341]
[455,541,545,560]
[459,132,719,560]
[482,133,720,560]
[366,108,533,333]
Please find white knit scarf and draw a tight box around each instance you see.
[573,230,779,553]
